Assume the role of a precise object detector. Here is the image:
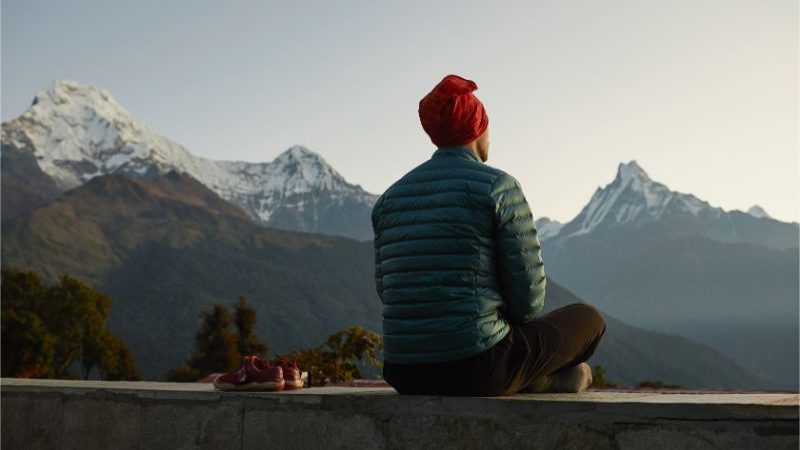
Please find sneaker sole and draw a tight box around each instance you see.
[283,379,304,390]
[213,381,285,391]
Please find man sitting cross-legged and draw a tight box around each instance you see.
[371,74,606,396]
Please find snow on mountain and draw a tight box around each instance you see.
[535,217,564,241]
[554,161,722,239]
[538,161,797,250]
[746,205,771,219]
[1,80,377,239]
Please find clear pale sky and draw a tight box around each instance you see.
[2,0,798,223]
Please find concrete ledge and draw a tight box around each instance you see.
[2,378,797,449]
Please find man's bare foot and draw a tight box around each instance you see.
[548,362,592,393]
[522,363,593,394]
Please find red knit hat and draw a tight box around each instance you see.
[418,74,489,147]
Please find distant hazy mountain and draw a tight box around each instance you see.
[537,161,799,388]
[542,283,768,389]
[1,172,769,388]
[533,217,564,241]
[0,79,377,239]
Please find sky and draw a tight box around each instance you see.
[2,0,798,223]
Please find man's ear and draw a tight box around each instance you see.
[477,132,490,162]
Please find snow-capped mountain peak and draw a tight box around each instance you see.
[280,145,316,159]
[268,145,351,191]
[32,79,119,111]
[616,160,651,185]
[4,78,201,190]
[2,80,378,239]
[746,205,771,219]
[553,160,720,239]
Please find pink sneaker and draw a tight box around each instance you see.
[271,356,304,390]
[213,356,284,391]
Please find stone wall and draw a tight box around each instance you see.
[2,379,797,449]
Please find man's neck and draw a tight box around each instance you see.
[463,142,488,162]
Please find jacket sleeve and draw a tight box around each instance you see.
[371,194,385,304]
[490,174,546,325]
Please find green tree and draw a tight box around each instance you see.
[1,308,56,378]
[234,297,269,357]
[285,326,382,386]
[168,304,241,381]
[1,268,141,380]
[2,269,57,378]
[1,268,47,308]
[167,302,381,386]
[85,331,142,381]
[45,276,113,378]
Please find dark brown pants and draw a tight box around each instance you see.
[383,303,606,396]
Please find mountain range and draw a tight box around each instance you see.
[536,162,799,388]
[2,172,380,378]
[2,79,795,389]
[537,161,797,251]
[0,171,768,388]
[1,80,377,240]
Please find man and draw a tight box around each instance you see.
[371,74,606,396]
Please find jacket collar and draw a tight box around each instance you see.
[431,146,481,163]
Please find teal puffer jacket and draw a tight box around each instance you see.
[371,146,546,364]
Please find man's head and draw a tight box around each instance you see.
[418,74,489,161]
